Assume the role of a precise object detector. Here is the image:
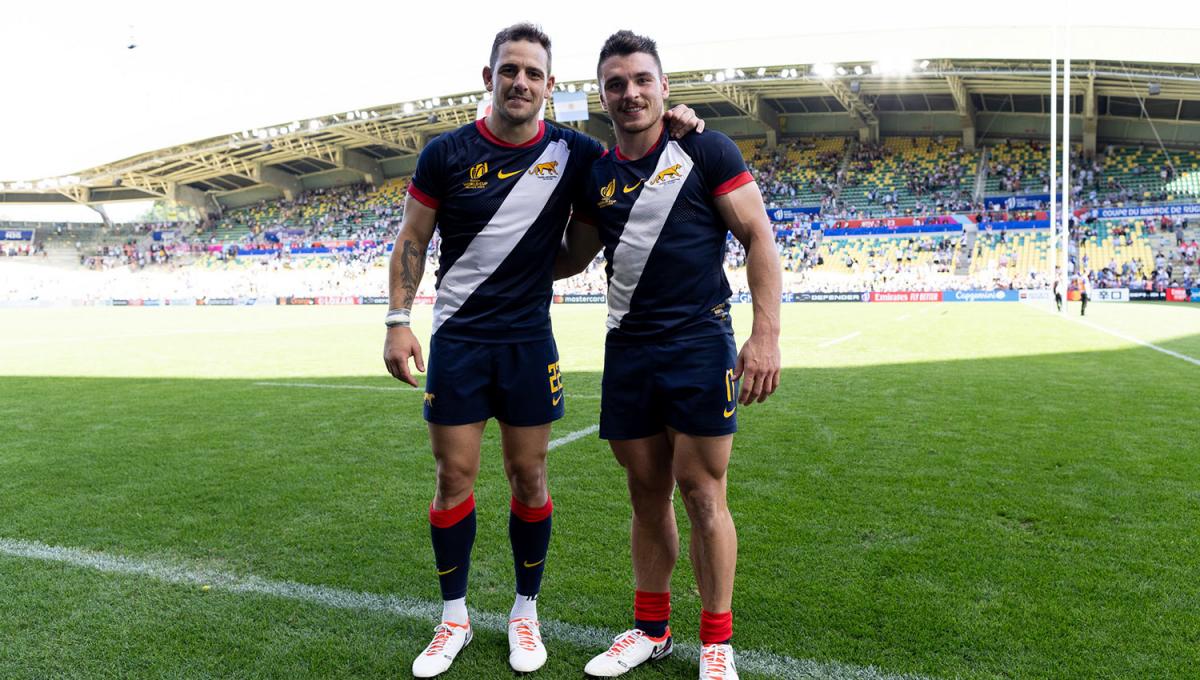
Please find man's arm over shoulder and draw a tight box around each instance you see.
[555,214,603,279]
[715,179,781,405]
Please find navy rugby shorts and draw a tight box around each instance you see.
[600,334,738,440]
[423,335,565,426]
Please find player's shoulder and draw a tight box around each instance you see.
[675,129,739,156]
[548,123,606,156]
[416,128,458,162]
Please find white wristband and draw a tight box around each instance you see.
[384,308,411,327]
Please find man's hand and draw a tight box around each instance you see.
[383,326,425,388]
[664,104,705,138]
[732,332,780,405]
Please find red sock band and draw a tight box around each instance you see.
[429,494,475,529]
[510,495,553,523]
[634,590,671,622]
[699,609,733,645]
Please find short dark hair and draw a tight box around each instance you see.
[597,30,662,81]
[490,23,552,72]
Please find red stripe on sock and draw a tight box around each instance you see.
[510,496,553,523]
[429,494,475,529]
[699,609,733,645]
[634,590,671,622]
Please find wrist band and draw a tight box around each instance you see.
[385,308,412,327]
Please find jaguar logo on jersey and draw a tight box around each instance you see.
[649,163,685,186]
[463,162,489,189]
[597,179,617,208]
[529,160,559,178]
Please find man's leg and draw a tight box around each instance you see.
[584,434,678,677]
[499,422,553,672]
[671,429,738,672]
[612,434,678,636]
[414,421,485,678]
[500,422,552,613]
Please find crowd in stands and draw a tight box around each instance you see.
[2,241,43,257]
[8,136,1200,302]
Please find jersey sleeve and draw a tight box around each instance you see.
[695,132,754,197]
[407,137,447,209]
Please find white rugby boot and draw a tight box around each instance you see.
[698,643,739,680]
[583,628,672,677]
[507,617,548,672]
[411,621,472,678]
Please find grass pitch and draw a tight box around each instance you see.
[1,301,1198,679]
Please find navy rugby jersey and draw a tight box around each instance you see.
[408,119,604,342]
[577,128,754,344]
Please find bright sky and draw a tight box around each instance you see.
[1,0,1197,222]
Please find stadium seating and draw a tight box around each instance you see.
[1098,145,1200,203]
[744,136,845,206]
[839,136,977,215]
[983,139,1050,195]
[812,234,959,275]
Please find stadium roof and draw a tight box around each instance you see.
[3,24,1200,211]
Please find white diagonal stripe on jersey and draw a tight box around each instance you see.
[606,141,695,330]
[431,139,570,336]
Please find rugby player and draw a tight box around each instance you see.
[558,30,782,680]
[382,23,702,678]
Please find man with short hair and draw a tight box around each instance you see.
[558,30,782,680]
[383,23,701,678]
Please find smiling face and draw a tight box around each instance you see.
[483,39,553,127]
[598,51,668,136]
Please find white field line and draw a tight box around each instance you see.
[0,537,937,680]
[817,331,862,349]
[895,314,911,321]
[1075,318,1200,367]
[1026,302,1200,368]
[253,382,601,399]
[549,424,599,449]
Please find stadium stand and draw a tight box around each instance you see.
[1096,145,1200,204]
[6,132,1200,302]
[745,136,846,207]
[837,136,977,217]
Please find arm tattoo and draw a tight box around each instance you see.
[397,240,425,307]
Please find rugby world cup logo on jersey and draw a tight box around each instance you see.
[597,178,617,208]
[463,162,489,189]
[649,163,685,186]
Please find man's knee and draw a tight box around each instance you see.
[505,458,548,505]
[433,458,478,507]
[676,478,728,526]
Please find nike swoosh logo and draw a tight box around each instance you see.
[552,394,562,406]
[623,180,643,193]
[723,407,736,418]
[523,559,544,568]
[436,566,458,576]
[497,169,523,179]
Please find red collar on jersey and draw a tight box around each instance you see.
[475,118,546,148]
